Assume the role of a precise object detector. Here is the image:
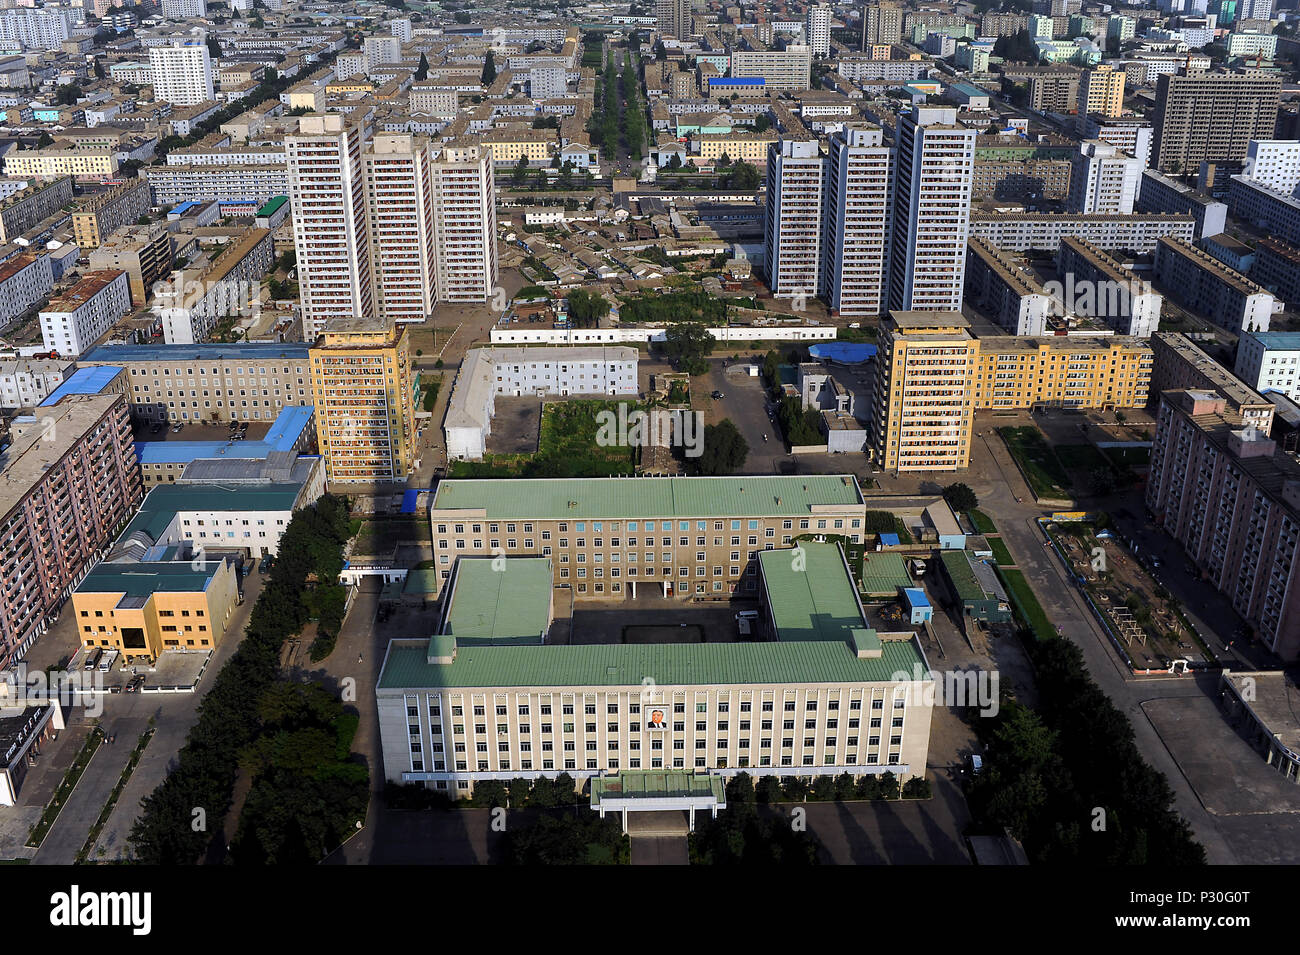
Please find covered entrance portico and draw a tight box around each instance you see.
[590,771,726,833]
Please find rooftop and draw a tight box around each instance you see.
[438,557,552,646]
[77,559,226,598]
[758,543,875,647]
[0,394,124,520]
[120,481,303,543]
[135,405,313,465]
[38,365,124,406]
[80,341,311,364]
[378,633,926,690]
[431,475,865,520]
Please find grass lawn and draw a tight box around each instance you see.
[988,538,1015,567]
[1054,444,1110,474]
[967,509,997,535]
[450,400,640,478]
[996,568,1058,642]
[997,426,1071,499]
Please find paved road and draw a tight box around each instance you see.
[954,422,1241,863]
[69,573,267,862]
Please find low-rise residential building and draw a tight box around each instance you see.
[38,270,131,358]
[2,145,118,180]
[1149,332,1275,432]
[446,346,638,460]
[0,176,73,243]
[1136,168,1228,240]
[1056,236,1162,337]
[70,178,151,250]
[155,228,274,344]
[968,212,1195,253]
[78,342,312,424]
[0,253,54,325]
[1153,236,1275,334]
[86,223,174,306]
[0,358,74,408]
[964,237,1053,336]
[1234,332,1300,402]
[1251,238,1300,305]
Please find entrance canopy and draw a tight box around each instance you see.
[590,771,727,832]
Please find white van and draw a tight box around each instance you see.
[98,649,118,672]
[735,610,759,621]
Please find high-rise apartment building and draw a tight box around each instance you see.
[308,316,416,483]
[656,0,692,40]
[822,125,892,318]
[863,2,903,46]
[1067,139,1143,214]
[888,108,976,313]
[870,311,979,472]
[147,43,214,107]
[764,139,825,299]
[365,133,437,326]
[430,142,499,303]
[1152,71,1281,173]
[805,3,832,56]
[0,393,141,668]
[1147,388,1300,659]
[160,0,208,17]
[1079,65,1125,118]
[363,36,402,73]
[287,113,374,342]
[1243,139,1300,196]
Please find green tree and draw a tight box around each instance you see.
[692,418,748,475]
[481,50,497,85]
[511,153,529,186]
[942,482,979,512]
[414,52,429,81]
[660,321,714,375]
[92,57,105,80]
[565,288,609,327]
[729,160,760,190]
[37,131,53,148]
[206,35,222,60]
[55,83,80,105]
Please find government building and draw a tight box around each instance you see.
[380,477,937,823]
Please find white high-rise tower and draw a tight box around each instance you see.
[823,125,893,318]
[888,107,976,312]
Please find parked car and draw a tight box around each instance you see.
[171,423,182,433]
[711,390,724,399]
[83,649,100,671]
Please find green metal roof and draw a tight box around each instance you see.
[440,557,552,646]
[431,475,863,520]
[939,550,984,603]
[122,483,303,541]
[858,551,913,597]
[758,543,870,643]
[590,771,725,805]
[377,636,925,690]
[78,560,224,597]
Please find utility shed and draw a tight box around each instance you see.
[938,550,1012,623]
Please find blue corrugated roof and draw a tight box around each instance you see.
[879,533,900,546]
[135,404,313,465]
[709,76,764,85]
[38,366,123,406]
[170,201,202,215]
[903,587,930,608]
[81,342,311,363]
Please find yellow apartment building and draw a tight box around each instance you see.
[871,310,1154,471]
[1079,65,1126,119]
[480,128,556,165]
[871,311,980,472]
[695,132,779,165]
[974,336,1153,410]
[73,559,239,662]
[308,315,416,483]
